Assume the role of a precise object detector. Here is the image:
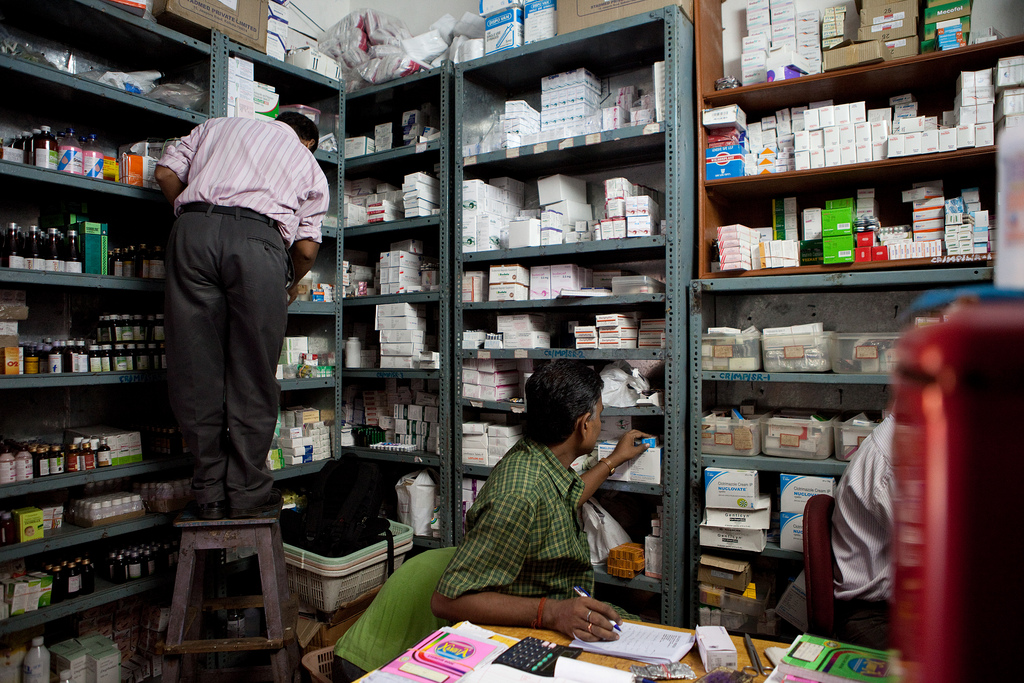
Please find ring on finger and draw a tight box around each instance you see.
[588,622,593,634]
[586,609,592,623]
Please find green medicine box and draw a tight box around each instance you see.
[823,235,855,264]
[821,208,854,237]
[76,222,109,275]
[825,197,854,211]
[800,239,824,266]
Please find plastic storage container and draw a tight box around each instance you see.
[278,104,321,125]
[831,332,901,374]
[762,331,835,372]
[701,412,770,456]
[698,583,768,618]
[701,330,762,371]
[283,520,413,612]
[610,275,665,295]
[762,415,836,459]
[834,415,880,461]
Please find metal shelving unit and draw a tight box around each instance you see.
[0,457,193,497]
[0,513,175,563]
[338,64,455,545]
[453,7,694,627]
[702,371,889,385]
[0,371,167,389]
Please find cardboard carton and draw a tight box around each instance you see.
[823,40,884,72]
[697,554,752,591]
[153,0,269,53]
[558,0,693,36]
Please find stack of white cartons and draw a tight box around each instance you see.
[601,86,633,131]
[378,247,422,295]
[366,184,405,224]
[944,188,991,256]
[462,178,526,253]
[779,474,835,552]
[540,68,601,133]
[306,420,332,461]
[462,421,490,465]
[375,303,428,368]
[402,105,436,146]
[718,224,760,272]
[997,56,1024,136]
[596,313,638,349]
[574,325,597,349]
[463,271,487,302]
[393,402,440,452]
[278,336,308,377]
[700,468,769,553]
[503,100,541,149]
[344,177,380,227]
[792,100,871,170]
[463,358,519,403]
[487,424,523,465]
[639,319,666,348]
[625,195,661,237]
[645,505,664,579]
[227,57,255,119]
[488,264,530,302]
[955,70,997,148]
[743,0,770,86]
[796,11,821,74]
[375,122,393,152]
[497,313,550,349]
[769,0,796,58]
[903,181,944,245]
[821,5,847,50]
[267,0,289,61]
[403,172,439,218]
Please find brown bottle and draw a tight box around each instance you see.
[65,444,80,473]
[81,440,95,471]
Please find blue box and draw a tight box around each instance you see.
[706,144,746,180]
[485,6,525,54]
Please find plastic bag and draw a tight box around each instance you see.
[81,69,162,94]
[599,361,650,408]
[147,82,207,110]
[320,9,410,69]
[453,11,486,39]
[402,29,449,68]
[357,55,421,85]
[395,469,437,537]
[430,14,458,44]
[581,499,632,565]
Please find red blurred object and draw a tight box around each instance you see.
[891,302,1024,682]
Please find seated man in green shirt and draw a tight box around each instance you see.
[431,359,650,643]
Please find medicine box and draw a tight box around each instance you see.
[701,412,769,456]
[485,6,524,55]
[780,510,804,552]
[13,506,44,542]
[706,145,745,180]
[834,415,880,461]
[761,330,834,372]
[701,330,762,371]
[704,493,771,529]
[699,519,767,552]
[780,473,836,513]
[831,332,900,374]
[704,467,759,508]
[537,174,587,205]
[762,415,836,459]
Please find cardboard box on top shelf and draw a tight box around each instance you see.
[823,40,884,72]
[558,0,693,36]
[153,0,269,53]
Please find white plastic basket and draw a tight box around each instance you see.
[284,520,414,612]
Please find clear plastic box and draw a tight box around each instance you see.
[701,412,770,456]
[831,332,901,374]
[834,415,880,461]
[698,583,768,618]
[611,275,665,295]
[762,331,835,373]
[762,415,836,459]
[701,330,762,371]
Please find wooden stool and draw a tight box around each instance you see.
[163,507,299,683]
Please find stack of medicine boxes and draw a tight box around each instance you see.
[366,185,404,224]
[462,178,526,253]
[645,506,664,579]
[393,401,439,452]
[462,358,519,403]
[513,174,593,248]
[924,0,970,53]
[997,56,1024,135]
[540,68,600,133]
[594,436,661,485]
[597,313,638,349]
[700,468,769,553]
[779,474,836,552]
[602,177,661,239]
[503,100,541,149]
[376,302,428,369]
[496,314,550,349]
[821,5,847,50]
[403,172,439,218]
[378,240,424,295]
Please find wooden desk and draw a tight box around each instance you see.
[481,624,775,682]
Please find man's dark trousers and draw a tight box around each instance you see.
[165,207,289,510]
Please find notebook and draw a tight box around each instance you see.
[380,629,503,682]
[569,622,695,664]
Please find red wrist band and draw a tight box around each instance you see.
[531,597,547,629]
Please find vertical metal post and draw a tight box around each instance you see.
[438,62,455,546]
[209,30,229,117]
[687,281,706,627]
[452,64,467,545]
[335,82,345,462]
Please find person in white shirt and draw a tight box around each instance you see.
[831,412,895,650]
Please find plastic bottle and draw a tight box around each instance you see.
[0,449,14,484]
[57,128,83,174]
[23,636,50,683]
[15,448,33,481]
[59,670,73,683]
[33,126,59,169]
[82,134,104,179]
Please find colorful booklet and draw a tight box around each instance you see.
[776,634,894,683]
[380,629,502,682]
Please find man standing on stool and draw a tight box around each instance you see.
[155,113,329,520]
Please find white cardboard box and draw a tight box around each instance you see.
[696,625,739,672]
[537,174,587,205]
[704,494,771,529]
[780,510,804,552]
[699,519,768,552]
[780,474,835,513]
[704,467,759,508]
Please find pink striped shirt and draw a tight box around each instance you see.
[157,117,330,246]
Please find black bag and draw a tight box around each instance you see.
[283,457,395,574]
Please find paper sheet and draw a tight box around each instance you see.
[554,656,634,683]
[570,622,695,664]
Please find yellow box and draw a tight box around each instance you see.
[3,347,22,374]
[13,507,44,543]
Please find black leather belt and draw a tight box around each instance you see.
[180,202,275,226]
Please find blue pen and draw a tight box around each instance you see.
[572,586,622,632]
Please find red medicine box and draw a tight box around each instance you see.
[855,246,873,262]
[872,245,889,261]
[855,231,875,247]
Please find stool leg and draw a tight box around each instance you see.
[165,530,199,683]
[181,545,207,681]
[256,525,290,683]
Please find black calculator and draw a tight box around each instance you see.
[493,637,582,677]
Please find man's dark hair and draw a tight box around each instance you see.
[276,111,320,152]
[525,360,603,445]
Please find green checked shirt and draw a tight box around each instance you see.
[436,437,594,600]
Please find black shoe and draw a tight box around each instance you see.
[230,489,282,519]
[198,501,226,520]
